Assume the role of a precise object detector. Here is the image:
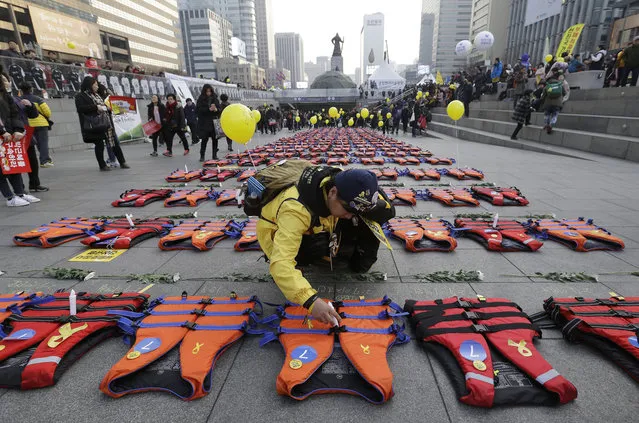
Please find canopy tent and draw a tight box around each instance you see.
[417,72,436,85]
[367,63,406,91]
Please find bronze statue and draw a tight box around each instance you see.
[331,33,344,57]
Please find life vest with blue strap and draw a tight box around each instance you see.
[540,295,639,382]
[13,218,105,248]
[404,296,577,407]
[260,296,409,403]
[158,220,236,251]
[0,291,147,389]
[100,293,265,400]
[80,218,173,249]
[0,293,51,335]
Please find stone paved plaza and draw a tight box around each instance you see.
[0,129,638,422]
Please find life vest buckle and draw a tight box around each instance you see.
[472,324,488,333]
[463,311,479,320]
[613,309,632,318]
[456,300,472,309]
[182,321,198,330]
[192,308,207,316]
[597,299,615,306]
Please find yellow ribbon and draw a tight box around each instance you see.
[192,342,204,355]
[47,322,89,348]
[360,344,370,355]
[508,339,532,357]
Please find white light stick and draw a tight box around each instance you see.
[126,213,135,228]
[69,289,77,316]
[185,164,189,173]
[492,213,499,228]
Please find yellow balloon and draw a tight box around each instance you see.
[220,103,255,144]
[556,57,565,63]
[322,108,325,112]
[329,106,338,118]
[67,41,77,49]
[425,92,430,97]
[310,116,317,125]
[356,113,360,118]
[295,116,300,122]
[378,120,384,127]
[360,108,369,119]
[386,98,390,103]
[370,115,374,119]
[545,54,553,63]
[446,100,465,121]
[252,109,261,123]
[417,91,423,98]
[325,119,329,124]
[386,112,392,119]
[348,118,354,126]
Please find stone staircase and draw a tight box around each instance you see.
[428,86,639,162]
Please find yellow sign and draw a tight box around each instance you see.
[555,23,585,58]
[69,249,127,262]
[436,71,444,85]
[29,5,103,59]
[47,322,88,348]
[508,339,533,357]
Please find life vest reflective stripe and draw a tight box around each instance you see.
[471,186,529,206]
[264,296,409,403]
[164,190,214,207]
[80,218,173,249]
[405,297,577,407]
[100,294,261,400]
[454,218,543,252]
[427,189,480,207]
[385,218,456,252]
[13,218,105,248]
[165,169,204,183]
[234,219,260,251]
[543,295,639,382]
[111,189,173,207]
[0,292,147,389]
[528,218,624,251]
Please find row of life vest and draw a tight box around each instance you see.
[2,292,637,405]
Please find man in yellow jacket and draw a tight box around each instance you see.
[19,82,53,168]
[256,166,395,324]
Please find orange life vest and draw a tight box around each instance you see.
[408,168,440,181]
[471,186,529,206]
[234,219,260,251]
[527,218,624,251]
[164,190,214,207]
[13,218,105,248]
[260,297,409,403]
[426,188,480,207]
[100,294,263,400]
[158,220,232,251]
[385,218,457,252]
[382,188,417,206]
[455,218,543,252]
[165,169,204,183]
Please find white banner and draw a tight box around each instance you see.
[170,79,194,104]
[525,0,562,26]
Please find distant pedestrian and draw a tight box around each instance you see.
[164,94,189,156]
[218,93,234,152]
[541,72,566,134]
[147,94,168,157]
[587,45,607,70]
[491,58,503,93]
[195,84,220,161]
[622,36,639,86]
[19,82,53,167]
[510,89,533,140]
[184,98,198,145]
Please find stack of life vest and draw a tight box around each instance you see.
[384,218,457,252]
[527,218,624,251]
[454,218,543,252]
[0,291,147,389]
[404,296,578,407]
[259,296,409,403]
[80,218,173,249]
[100,293,263,400]
[13,218,105,248]
[541,295,639,382]
[158,220,234,251]
[111,189,173,207]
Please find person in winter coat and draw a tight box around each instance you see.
[0,69,40,207]
[18,82,53,167]
[459,79,474,117]
[195,84,220,161]
[218,93,234,151]
[265,105,278,135]
[392,107,401,134]
[164,94,189,157]
[512,67,528,110]
[588,45,607,71]
[622,36,639,86]
[183,98,198,145]
[510,89,534,140]
[491,58,503,93]
[541,72,566,134]
[401,104,411,133]
[147,95,168,157]
[75,76,128,171]
[13,84,47,192]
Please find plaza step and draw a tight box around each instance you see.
[428,113,639,162]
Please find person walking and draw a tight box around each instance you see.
[541,72,566,134]
[510,89,533,140]
[266,105,277,135]
[195,84,219,162]
[147,95,168,157]
[164,94,189,156]
[401,104,410,133]
[0,68,40,206]
[75,76,128,170]
[622,36,639,87]
[218,93,234,152]
[19,82,53,167]
[184,98,199,145]
[512,67,528,110]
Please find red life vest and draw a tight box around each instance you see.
[455,218,543,252]
[165,169,204,183]
[0,293,51,331]
[425,157,454,165]
[111,189,173,207]
[426,188,480,207]
[100,294,263,400]
[237,169,256,182]
[471,186,529,206]
[203,159,232,167]
[405,297,578,407]
[0,292,147,389]
[542,295,639,382]
[260,296,409,403]
[164,190,214,207]
[13,218,104,248]
[81,218,173,249]
[200,168,239,182]
[408,168,440,181]
[443,168,484,180]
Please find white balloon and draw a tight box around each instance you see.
[455,40,473,57]
[474,31,495,51]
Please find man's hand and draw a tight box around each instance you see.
[310,299,341,326]
[1,132,11,142]
[209,104,217,112]
[12,132,24,141]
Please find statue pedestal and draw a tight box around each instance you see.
[331,56,344,72]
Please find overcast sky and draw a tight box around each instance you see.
[271,0,421,75]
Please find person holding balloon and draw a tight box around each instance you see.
[195,84,220,162]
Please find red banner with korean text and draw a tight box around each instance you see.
[0,127,34,174]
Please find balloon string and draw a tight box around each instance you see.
[245,140,257,171]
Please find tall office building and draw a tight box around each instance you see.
[210,0,259,64]
[422,0,473,76]
[468,0,509,67]
[505,0,639,64]
[255,0,275,68]
[275,32,304,88]
[0,0,183,70]
[179,5,233,78]
[418,13,435,65]
[359,13,385,84]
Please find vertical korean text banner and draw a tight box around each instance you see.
[556,24,585,58]
[0,127,34,174]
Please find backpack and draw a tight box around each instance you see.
[546,81,563,99]
[242,159,312,218]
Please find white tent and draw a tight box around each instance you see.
[367,63,406,91]
[417,72,436,85]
